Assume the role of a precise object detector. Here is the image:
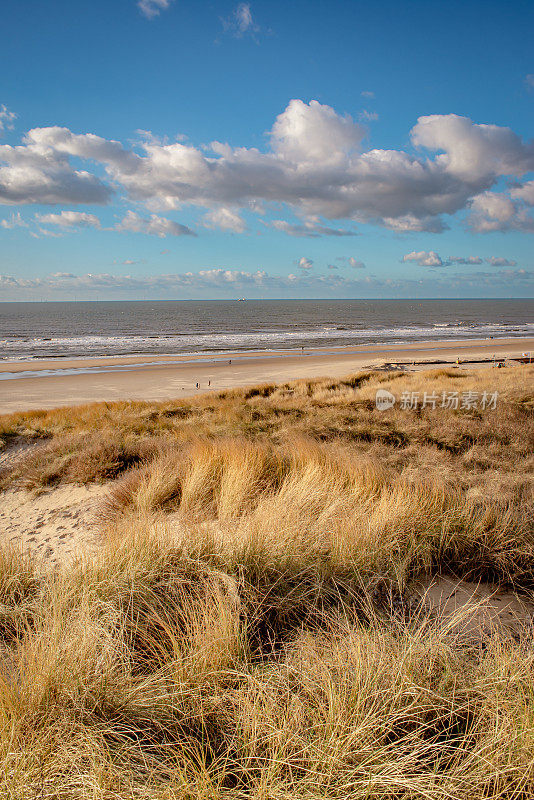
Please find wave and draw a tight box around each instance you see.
[1,321,534,361]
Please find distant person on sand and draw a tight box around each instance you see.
[229,359,232,365]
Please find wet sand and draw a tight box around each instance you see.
[1,337,533,414]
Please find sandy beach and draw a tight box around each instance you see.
[1,336,533,414]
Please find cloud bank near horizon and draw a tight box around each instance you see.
[1,265,532,301]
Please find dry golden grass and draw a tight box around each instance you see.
[0,365,533,798]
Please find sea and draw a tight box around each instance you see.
[0,299,533,362]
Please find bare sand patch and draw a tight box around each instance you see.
[411,575,534,639]
[0,484,109,565]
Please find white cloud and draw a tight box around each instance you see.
[32,227,65,238]
[485,256,517,267]
[2,266,531,300]
[202,207,247,232]
[525,74,534,91]
[223,3,259,37]
[115,210,195,237]
[361,91,375,99]
[402,250,444,267]
[270,99,365,166]
[510,180,534,205]
[347,257,365,269]
[1,211,26,229]
[359,110,379,122]
[403,250,519,268]
[0,105,16,136]
[137,0,172,19]
[462,268,532,283]
[2,102,534,235]
[297,257,313,270]
[447,256,483,265]
[381,215,448,233]
[468,191,534,233]
[336,256,366,268]
[0,129,112,205]
[36,210,101,228]
[411,114,534,182]
[270,218,357,237]
[235,3,255,33]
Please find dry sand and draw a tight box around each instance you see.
[411,576,534,639]
[0,483,108,566]
[1,337,533,414]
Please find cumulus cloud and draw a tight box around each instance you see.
[297,257,313,270]
[115,210,195,237]
[0,105,16,135]
[270,99,365,166]
[468,191,534,233]
[0,128,113,205]
[36,211,101,228]
[402,250,444,267]
[137,0,172,19]
[361,91,375,98]
[202,207,247,232]
[2,102,534,235]
[525,74,534,91]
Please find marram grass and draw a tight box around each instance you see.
[0,366,533,798]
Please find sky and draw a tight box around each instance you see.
[0,0,533,300]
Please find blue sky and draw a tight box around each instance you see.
[1,0,533,299]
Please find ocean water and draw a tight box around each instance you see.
[0,299,533,361]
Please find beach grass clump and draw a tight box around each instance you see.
[0,524,533,798]
[1,365,532,502]
[0,430,161,489]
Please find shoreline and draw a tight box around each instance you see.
[1,336,533,415]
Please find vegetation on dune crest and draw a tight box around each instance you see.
[0,366,533,798]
